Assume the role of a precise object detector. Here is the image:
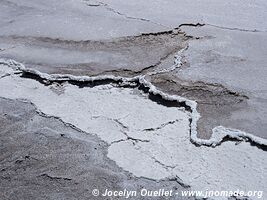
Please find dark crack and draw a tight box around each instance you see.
[151,75,248,107]
[113,120,150,144]
[151,157,177,170]
[167,176,191,188]
[91,116,150,144]
[84,0,169,28]
[0,29,188,77]
[212,135,267,151]
[38,173,72,181]
[150,74,267,151]
[206,23,267,33]
[113,118,129,130]
[0,97,195,199]
[2,61,266,151]
[99,44,183,76]
[178,23,205,28]
[142,119,180,132]
[0,71,22,79]
[178,22,267,33]
[19,70,192,113]
[111,137,150,145]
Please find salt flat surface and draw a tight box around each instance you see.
[1,0,266,42]
[178,25,267,139]
[1,1,267,199]
[0,0,163,40]
[0,65,266,200]
[96,0,267,31]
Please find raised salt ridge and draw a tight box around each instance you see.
[0,61,266,200]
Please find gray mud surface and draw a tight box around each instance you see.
[0,98,192,200]
[1,1,267,200]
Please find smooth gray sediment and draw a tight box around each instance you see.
[1,1,267,200]
[0,97,193,200]
[0,62,266,200]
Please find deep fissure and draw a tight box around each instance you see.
[17,69,267,151]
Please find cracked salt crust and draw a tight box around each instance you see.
[0,65,267,200]
[0,64,266,200]
[0,64,15,78]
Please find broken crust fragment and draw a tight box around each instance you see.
[0,60,266,200]
[0,59,267,148]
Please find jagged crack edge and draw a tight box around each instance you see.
[0,58,267,150]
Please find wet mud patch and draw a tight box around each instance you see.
[0,61,267,200]
[150,73,249,139]
[0,30,187,77]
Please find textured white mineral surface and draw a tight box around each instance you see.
[0,64,266,200]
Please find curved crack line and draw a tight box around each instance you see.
[150,156,177,171]
[0,57,267,151]
[131,142,191,188]
[167,176,191,188]
[0,71,21,78]
[147,47,187,76]
[38,173,72,181]
[141,119,180,132]
[111,137,150,145]
[177,22,267,33]
[90,115,150,143]
[206,23,267,33]
[84,0,170,29]
[0,96,193,190]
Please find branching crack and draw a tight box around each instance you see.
[92,115,150,144]
[1,60,267,150]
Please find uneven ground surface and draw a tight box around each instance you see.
[0,0,267,200]
[0,32,186,76]
[0,63,266,200]
[0,97,192,200]
[174,25,267,139]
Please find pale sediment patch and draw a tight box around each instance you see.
[1,58,266,148]
[0,61,266,200]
